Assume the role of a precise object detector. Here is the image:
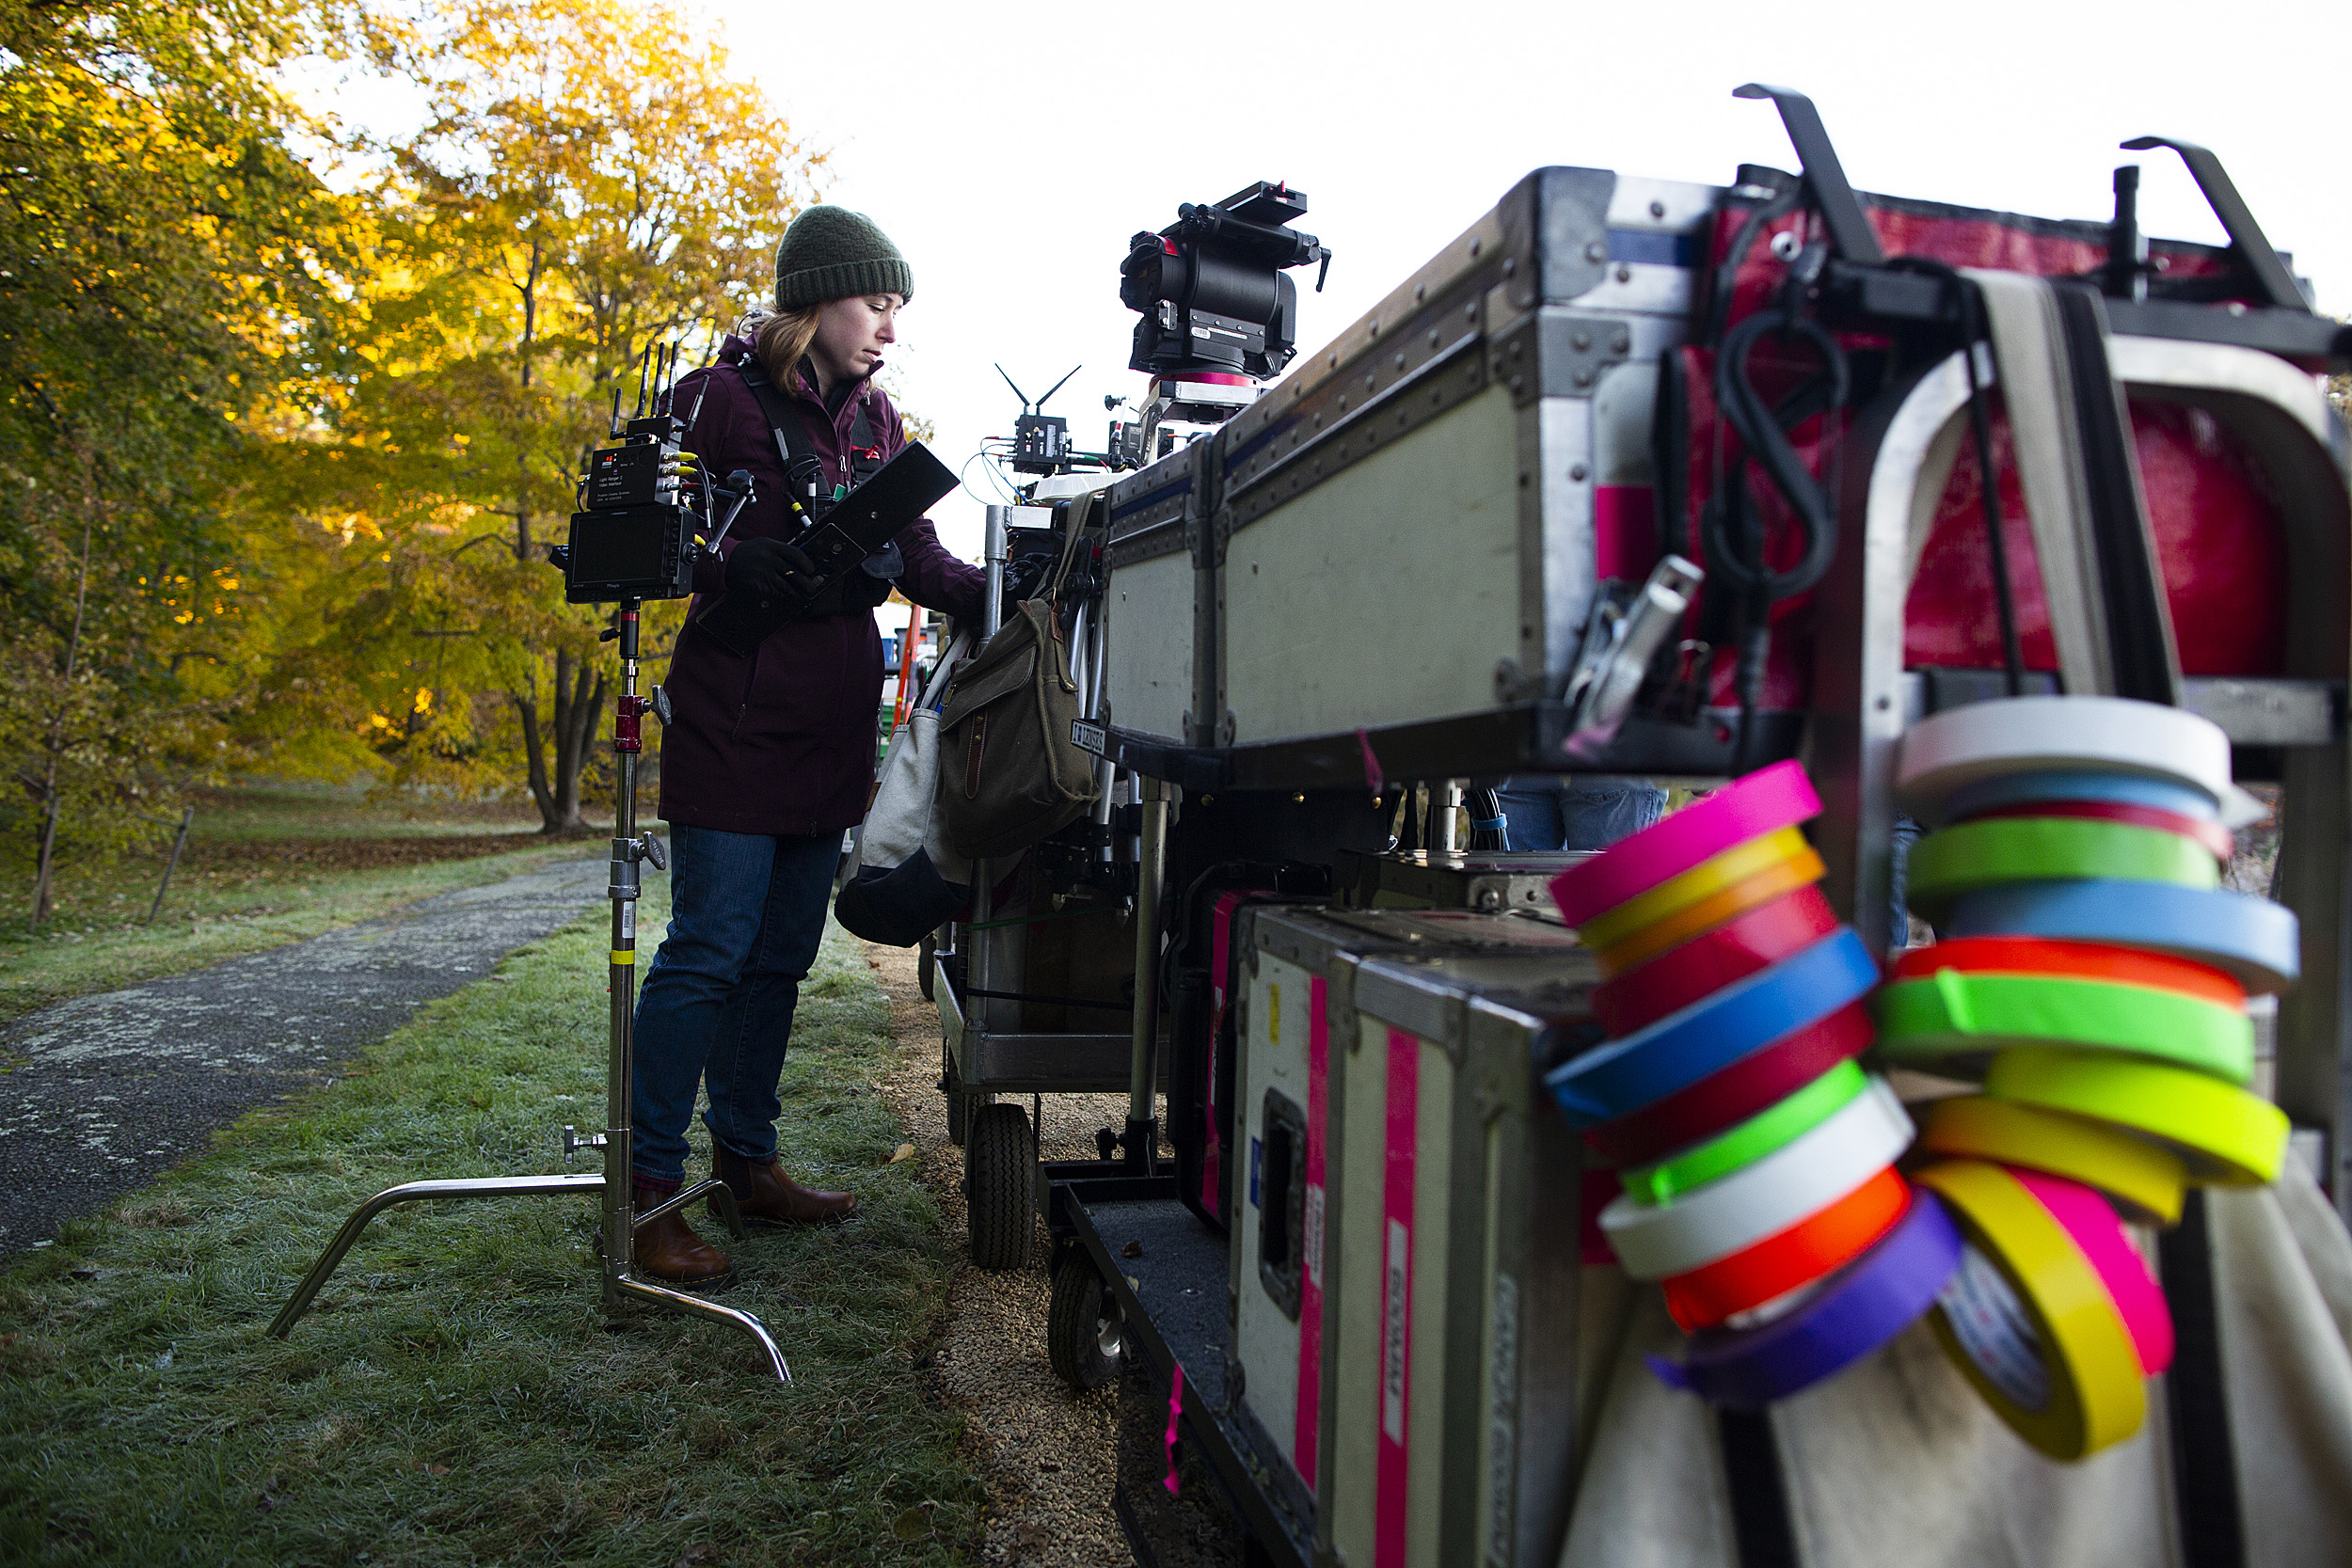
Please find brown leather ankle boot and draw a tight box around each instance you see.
[630,1180,736,1291]
[713,1146,859,1228]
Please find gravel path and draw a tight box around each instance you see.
[0,857,608,1252]
[865,940,1134,1567]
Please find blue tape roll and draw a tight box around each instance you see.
[1544,927,1879,1127]
[1943,879,2299,995]
[1944,768,2219,824]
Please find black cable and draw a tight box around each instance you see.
[1706,308,1851,768]
[1466,787,1509,852]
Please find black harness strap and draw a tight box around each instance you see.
[732,358,900,610]
[2159,1190,2247,1568]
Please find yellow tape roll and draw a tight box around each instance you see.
[1918,1096,2185,1225]
[1984,1048,2288,1187]
[1914,1159,2146,1460]
[1581,826,1816,956]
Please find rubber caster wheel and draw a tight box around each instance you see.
[1048,1249,1124,1389]
[918,934,936,1002]
[966,1101,1032,1271]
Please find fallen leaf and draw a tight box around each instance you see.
[889,1142,916,1164]
[1120,1239,1143,1259]
[892,1505,930,1541]
[427,1464,449,1477]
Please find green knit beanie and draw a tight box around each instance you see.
[771,206,913,309]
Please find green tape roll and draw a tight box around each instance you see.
[1619,1058,1871,1207]
[1905,816,2217,923]
[1875,969,2253,1085]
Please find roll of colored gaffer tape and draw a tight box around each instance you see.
[1550,758,1821,928]
[1889,937,2244,1006]
[1593,885,1841,1038]
[1943,879,2299,996]
[1546,927,1879,1128]
[1966,799,2233,863]
[1874,968,2254,1084]
[1619,1059,1870,1208]
[1600,1076,1914,1279]
[1582,1001,1874,1168]
[1984,1048,2290,1187]
[1595,851,1828,978]
[1917,1095,2185,1226]
[1578,826,1816,956]
[1661,1166,1912,1333]
[1895,694,2265,829]
[1914,1160,2148,1460]
[1903,816,2218,923]
[1646,1186,1963,1409]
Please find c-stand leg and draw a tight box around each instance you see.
[269,601,791,1384]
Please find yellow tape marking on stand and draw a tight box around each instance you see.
[1580,826,1815,956]
[1919,1096,2185,1225]
[611,949,635,966]
[1915,1159,2147,1460]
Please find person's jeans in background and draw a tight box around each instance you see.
[630,824,840,1185]
[1494,775,1668,852]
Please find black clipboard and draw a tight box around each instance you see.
[694,441,960,657]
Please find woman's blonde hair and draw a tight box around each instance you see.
[740,306,821,384]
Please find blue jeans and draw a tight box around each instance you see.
[1494,776,1667,852]
[631,824,840,1185]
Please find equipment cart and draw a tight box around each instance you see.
[1024,85,2352,1568]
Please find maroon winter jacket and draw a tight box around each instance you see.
[655,336,985,836]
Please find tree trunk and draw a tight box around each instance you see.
[30,489,96,929]
[545,650,606,833]
[512,666,558,830]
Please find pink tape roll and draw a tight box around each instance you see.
[2010,1166,2173,1377]
[1550,759,1823,928]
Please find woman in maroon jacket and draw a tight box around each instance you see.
[636,207,986,1289]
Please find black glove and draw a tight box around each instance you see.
[725,536,818,603]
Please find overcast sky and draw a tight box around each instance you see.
[691,0,2350,562]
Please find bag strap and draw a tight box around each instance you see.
[917,631,969,712]
[1043,494,1095,605]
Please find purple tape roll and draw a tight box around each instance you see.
[1645,1186,1963,1410]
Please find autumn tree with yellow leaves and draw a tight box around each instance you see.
[4,0,829,915]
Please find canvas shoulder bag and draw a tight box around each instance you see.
[833,632,972,946]
[936,498,1101,860]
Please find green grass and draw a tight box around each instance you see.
[0,882,979,1566]
[0,783,595,1031]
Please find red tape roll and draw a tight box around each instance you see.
[1662,1166,1912,1332]
[1889,936,2245,1008]
[1969,800,2233,863]
[1582,1000,1874,1168]
[1593,885,1840,1037]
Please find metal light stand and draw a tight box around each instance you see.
[268,602,792,1384]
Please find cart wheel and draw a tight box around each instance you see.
[918,934,935,1002]
[966,1101,1033,1271]
[1048,1248,1124,1390]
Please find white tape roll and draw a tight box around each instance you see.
[1895,695,2265,829]
[1599,1075,1915,1280]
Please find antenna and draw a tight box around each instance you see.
[994,363,1034,413]
[632,345,652,420]
[1034,364,1083,410]
[608,381,625,438]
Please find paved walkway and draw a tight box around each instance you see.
[0,857,608,1251]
